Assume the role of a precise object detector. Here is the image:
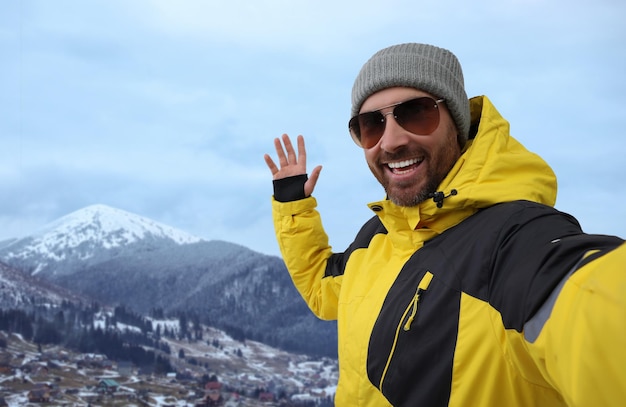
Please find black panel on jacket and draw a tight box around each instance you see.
[324,215,387,279]
[366,200,624,406]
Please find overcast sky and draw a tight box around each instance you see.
[2,0,625,256]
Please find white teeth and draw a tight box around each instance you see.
[387,158,421,169]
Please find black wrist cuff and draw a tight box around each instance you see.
[273,174,308,202]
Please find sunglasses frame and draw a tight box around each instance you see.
[349,97,445,149]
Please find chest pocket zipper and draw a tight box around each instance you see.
[379,271,434,390]
[403,271,434,331]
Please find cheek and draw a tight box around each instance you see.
[364,150,378,168]
[433,122,460,157]
[364,151,385,181]
[433,135,461,171]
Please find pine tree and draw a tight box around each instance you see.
[178,313,188,340]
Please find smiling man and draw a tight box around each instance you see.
[264,43,625,406]
[358,87,460,207]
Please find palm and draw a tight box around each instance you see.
[264,134,322,197]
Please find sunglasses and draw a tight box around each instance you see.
[349,97,445,149]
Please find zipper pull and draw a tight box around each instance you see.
[403,271,433,331]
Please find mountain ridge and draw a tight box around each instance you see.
[0,260,87,308]
[0,204,338,358]
[1,204,206,276]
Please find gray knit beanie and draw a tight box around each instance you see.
[351,43,470,146]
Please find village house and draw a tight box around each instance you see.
[27,389,50,403]
[34,364,49,376]
[27,383,56,404]
[116,360,133,376]
[0,363,13,375]
[75,355,113,370]
[21,361,46,375]
[197,381,223,406]
[98,359,114,370]
[258,392,275,403]
[98,378,120,394]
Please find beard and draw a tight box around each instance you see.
[371,137,460,207]
[387,169,442,207]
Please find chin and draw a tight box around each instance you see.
[385,183,434,207]
[387,192,423,207]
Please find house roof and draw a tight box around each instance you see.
[99,379,120,387]
[205,381,222,390]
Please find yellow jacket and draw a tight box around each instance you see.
[271,96,625,406]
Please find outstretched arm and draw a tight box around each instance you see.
[264,134,322,197]
[265,134,339,319]
[530,242,626,406]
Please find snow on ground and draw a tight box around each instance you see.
[4,394,29,407]
[150,318,180,332]
[155,321,338,398]
[1,319,338,403]
[151,395,190,407]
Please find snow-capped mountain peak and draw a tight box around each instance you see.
[0,204,205,275]
[39,204,203,248]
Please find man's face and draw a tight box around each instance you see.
[361,87,461,207]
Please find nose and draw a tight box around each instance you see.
[379,113,411,152]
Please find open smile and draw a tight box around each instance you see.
[386,158,424,174]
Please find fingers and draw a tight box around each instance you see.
[263,153,278,175]
[297,135,306,169]
[274,136,289,168]
[304,165,322,197]
[283,134,297,166]
[271,134,296,167]
[270,134,301,167]
[265,134,320,188]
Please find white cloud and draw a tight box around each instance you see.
[1,0,624,255]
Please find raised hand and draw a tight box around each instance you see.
[264,134,322,197]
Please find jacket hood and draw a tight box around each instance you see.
[368,95,557,235]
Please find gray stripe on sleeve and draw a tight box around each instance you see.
[524,256,584,343]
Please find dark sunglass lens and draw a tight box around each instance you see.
[357,112,385,148]
[395,98,440,135]
[349,117,361,138]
